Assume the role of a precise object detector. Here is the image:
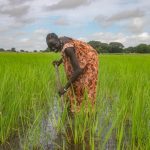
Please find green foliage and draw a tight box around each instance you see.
[43,47,51,52]
[0,42,150,53]
[88,41,110,53]
[124,47,136,53]
[11,48,16,52]
[109,42,124,53]
[0,48,5,52]
[88,41,102,53]
[124,44,150,53]
[88,41,124,53]
[99,42,110,53]
[88,40,150,53]
[0,53,150,149]
[135,44,150,53]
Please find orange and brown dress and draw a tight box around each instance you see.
[61,39,99,112]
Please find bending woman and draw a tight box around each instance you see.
[46,33,99,112]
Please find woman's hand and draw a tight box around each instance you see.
[58,87,67,96]
[52,58,63,67]
[52,60,60,66]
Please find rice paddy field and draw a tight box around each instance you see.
[0,52,150,150]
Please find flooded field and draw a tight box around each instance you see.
[1,98,118,150]
[0,53,150,149]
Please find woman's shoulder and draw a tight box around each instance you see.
[59,36,73,44]
[60,37,74,52]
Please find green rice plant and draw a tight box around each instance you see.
[0,53,150,150]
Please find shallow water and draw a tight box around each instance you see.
[39,99,118,150]
[1,98,130,150]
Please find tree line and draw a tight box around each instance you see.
[87,41,150,53]
[1,41,150,53]
[0,48,40,53]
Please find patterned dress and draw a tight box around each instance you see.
[61,39,99,112]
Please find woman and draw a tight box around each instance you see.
[46,33,99,112]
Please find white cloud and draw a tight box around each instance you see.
[0,0,150,50]
[127,17,145,33]
[0,28,50,51]
[54,18,69,26]
[45,0,93,10]
[20,38,28,42]
[86,32,127,44]
[94,8,149,33]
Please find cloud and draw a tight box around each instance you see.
[94,8,150,34]
[45,0,93,10]
[94,8,145,26]
[8,0,31,5]
[0,0,150,50]
[127,17,144,33]
[0,5,30,18]
[54,18,69,26]
[0,0,34,30]
[86,32,127,44]
[17,29,50,51]
[108,9,144,22]
[0,28,50,51]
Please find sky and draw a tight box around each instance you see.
[0,0,150,51]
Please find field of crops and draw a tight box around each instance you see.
[0,53,150,150]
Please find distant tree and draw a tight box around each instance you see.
[0,48,5,52]
[123,47,136,53]
[43,47,51,52]
[6,49,11,52]
[88,41,101,53]
[99,43,110,53]
[109,42,124,53]
[33,50,37,52]
[135,44,150,53]
[42,47,51,52]
[149,45,150,52]
[20,50,25,52]
[11,47,16,52]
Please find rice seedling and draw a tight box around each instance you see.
[0,53,150,150]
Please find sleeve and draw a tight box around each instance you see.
[62,43,74,53]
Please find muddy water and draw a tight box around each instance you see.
[40,100,63,149]
[39,99,118,150]
[0,98,127,150]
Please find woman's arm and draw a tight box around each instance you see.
[64,47,84,90]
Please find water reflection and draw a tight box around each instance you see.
[40,99,118,150]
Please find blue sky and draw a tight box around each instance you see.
[0,0,150,51]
